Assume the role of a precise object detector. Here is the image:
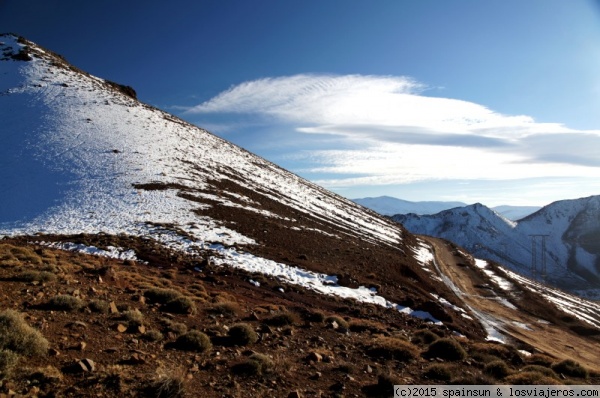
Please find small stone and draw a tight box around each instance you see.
[116,324,127,333]
[48,348,60,356]
[109,301,119,314]
[77,358,95,372]
[306,352,322,362]
[366,364,373,374]
[137,325,146,334]
[77,341,87,351]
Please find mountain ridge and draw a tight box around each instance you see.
[353,195,540,220]
[392,195,600,298]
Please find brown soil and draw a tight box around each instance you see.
[0,236,598,397]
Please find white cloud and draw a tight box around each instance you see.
[186,74,600,189]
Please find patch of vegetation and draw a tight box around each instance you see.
[0,310,48,357]
[174,331,212,353]
[228,323,258,346]
[424,338,467,361]
[520,365,559,380]
[0,244,43,267]
[142,329,164,342]
[145,372,186,398]
[365,336,420,362]
[348,319,385,333]
[526,354,555,367]
[551,359,588,379]
[0,349,19,379]
[45,294,85,311]
[412,329,439,345]
[264,311,298,327]
[208,301,241,317]
[484,360,512,379]
[422,363,456,382]
[12,270,56,283]
[162,320,188,336]
[164,296,196,315]
[505,371,561,385]
[324,315,348,330]
[88,299,110,313]
[231,353,274,377]
[144,287,182,304]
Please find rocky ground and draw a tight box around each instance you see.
[0,236,598,398]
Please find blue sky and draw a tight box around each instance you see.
[2,0,600,206]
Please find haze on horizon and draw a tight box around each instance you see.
[2,0,600,207]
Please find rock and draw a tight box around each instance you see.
[48,348,60,356]
[109,301,119,314]
[288,391,302,398]
[116,324,127,333]
[77,341,86,351]
[306,352,323,363]
[76,358,95,372]
[366,364,373,374]
[327,320,339,330]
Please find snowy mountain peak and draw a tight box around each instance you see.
[393,196,600,298]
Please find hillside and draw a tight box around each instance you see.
[1,34,599,396]
[392,197,600,298]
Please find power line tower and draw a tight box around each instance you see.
[529,235,549,282]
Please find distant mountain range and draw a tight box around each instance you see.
[353,196,540,221]
[391,196,600,299]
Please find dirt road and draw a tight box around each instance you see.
[422,236,600,371]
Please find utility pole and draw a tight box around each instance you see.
[529,235,549,282]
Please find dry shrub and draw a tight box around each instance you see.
[265,311,298,327]
[412,329,439,346]
[208,301,241,317]
[349,319,385,333]
[144,288,182,304]
[324,315,348,330]
[365,336,420,362]
[526,353,555,367]
[505,371,561,385]
[164,296,196,315]
[423,363,458,382]
[231,353,274,377]
[0,244,42,267]
[228,323,258,346]
[484,360,512,379]
[424,338,467,361]
[88,299,110,313]
[0,349,19,379]
[13,270,56,283]
[162,320,188,336]
[145,369,186,398]
[46,294,84,311]
[0,310,48,357]
[551,359,589,379]
[520,365,559,380]
[174,330,212,353]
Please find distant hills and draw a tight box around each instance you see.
[353,195,540,221]
[391,196,600,299]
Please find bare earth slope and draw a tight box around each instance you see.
[424,236,600,371]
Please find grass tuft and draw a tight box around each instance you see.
[0,310,48,357]
[424,338,467,361]
[228,323,258,346]
[174,330,212,353]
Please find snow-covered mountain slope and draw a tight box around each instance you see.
[0,34,488,335]
[392,197,600,298]
[354,196,539,220]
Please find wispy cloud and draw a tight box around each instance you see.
[185,74,600,190]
